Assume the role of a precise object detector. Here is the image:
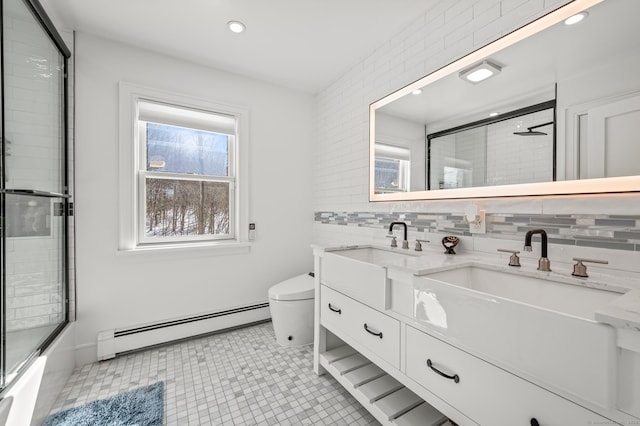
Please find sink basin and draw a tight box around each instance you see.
[424,265,621,320]
[329,246,421,264]
[414,265,621,409]
[320,246,423,310]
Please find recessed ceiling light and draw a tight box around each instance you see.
[459,60,502,84]
[412,89,422,95]
[488,112,499,117]
[564,11,588,25]
[227,21,246,33]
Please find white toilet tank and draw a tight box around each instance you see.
[268,273,315,347]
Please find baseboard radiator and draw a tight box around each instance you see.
[97,302,270,360]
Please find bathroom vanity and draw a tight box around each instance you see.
[312,245,640,425]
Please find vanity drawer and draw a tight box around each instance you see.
[321,285,400,368]
[406,326,612,426]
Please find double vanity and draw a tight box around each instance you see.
[312,241,640,425]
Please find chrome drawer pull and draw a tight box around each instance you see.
[363,323,383,339]
[328,303,341,314]
[427,359,460,383]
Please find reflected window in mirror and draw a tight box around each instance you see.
[374,144,411,193]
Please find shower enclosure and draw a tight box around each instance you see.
[1,0,71,389]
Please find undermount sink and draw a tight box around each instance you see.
[413,264,622,409]
[423,265,622,319]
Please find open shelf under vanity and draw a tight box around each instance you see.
[319,344,450,426]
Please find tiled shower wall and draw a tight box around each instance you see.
[315,212,640,252]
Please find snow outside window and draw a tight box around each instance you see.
[136,100,237,245]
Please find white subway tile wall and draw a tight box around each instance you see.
[485,109,554,185]
[3,1,63,193]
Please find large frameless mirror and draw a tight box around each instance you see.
[370,0,640,201]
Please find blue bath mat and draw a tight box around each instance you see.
[44,381,164,426]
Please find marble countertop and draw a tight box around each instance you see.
[314,243,640,333]
[594,291,640,332]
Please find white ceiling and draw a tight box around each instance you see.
[41,0,439,94]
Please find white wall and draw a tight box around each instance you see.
[73,33,315,364]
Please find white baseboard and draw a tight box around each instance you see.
[95,303,271,362]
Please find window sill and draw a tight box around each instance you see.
[116,241,251,258]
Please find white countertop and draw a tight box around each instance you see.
[314,243,640,333]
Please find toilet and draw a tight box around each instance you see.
[268,272,315,347]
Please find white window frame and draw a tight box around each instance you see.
[118,83,250,253]
[136,102,236,244]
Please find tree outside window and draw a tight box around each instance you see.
[137,101,236,244]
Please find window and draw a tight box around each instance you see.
[137,100,236,244]
[374,143,410,193]
[119,83,249,251]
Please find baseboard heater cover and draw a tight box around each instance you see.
[97,302,270,360]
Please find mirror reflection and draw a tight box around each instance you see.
[371,0,640,198]
[428,101,555,191]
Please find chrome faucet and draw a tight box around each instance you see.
[388,221,409,249]
[523,229,551,272]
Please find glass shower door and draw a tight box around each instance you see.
[3,194,67,380]
[1,0,70,388]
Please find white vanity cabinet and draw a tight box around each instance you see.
[616,328,640,418]
[313,248,629,426]
[321,285,400,368]
[405,326,611,425]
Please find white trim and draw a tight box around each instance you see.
[587,94,640,179]
[138,100,236,135]
[564,90,640,181]
[118,82,250,251]
[115,241,251,258]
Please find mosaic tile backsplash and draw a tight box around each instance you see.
[315,212,640,252]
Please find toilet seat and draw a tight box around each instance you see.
[268,273,314,301]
